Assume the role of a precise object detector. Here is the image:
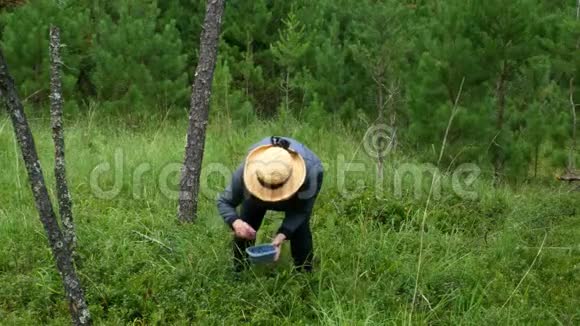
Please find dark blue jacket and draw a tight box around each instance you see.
[216,137,323,238]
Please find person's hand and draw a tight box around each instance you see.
[271,233,286,262]
[232,219,256,240]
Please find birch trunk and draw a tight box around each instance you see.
[178,0,226,222]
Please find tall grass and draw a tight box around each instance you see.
[0,112,578,325]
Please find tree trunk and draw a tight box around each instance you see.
[178,0,226,223]
[388,79,398,152]
[375,66,385,180]
[285,70,290,112]
[534,143,539,178]
[570,2,579,171]
[0,49,91,325]
[569,77,577,172]
[493,62,509,183]
[49,26,76,254]
[244,35,251,98]
[0,0,26,10]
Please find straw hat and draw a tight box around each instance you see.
[244,144,306,202]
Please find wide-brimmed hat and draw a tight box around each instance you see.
[244,143,306,202]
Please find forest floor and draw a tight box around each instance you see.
[0,114,579,325]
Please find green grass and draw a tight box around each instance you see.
[0,112,579,325]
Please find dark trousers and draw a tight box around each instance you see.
[233,199,314,272]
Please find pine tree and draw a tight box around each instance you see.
[465,0,546,182]
[294,0,353,118]
[221,0,271,102]
[406,0,488,164]
[158,0,205,77]
[270,7,309,114]
[0,0,90,106]
[211,56,255,125]
[91,0,188,113]
[349,0,408,154]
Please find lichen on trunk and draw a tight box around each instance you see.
[49,26,77,254]
[0,47,91,325]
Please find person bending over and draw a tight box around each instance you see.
[217,136,323,272]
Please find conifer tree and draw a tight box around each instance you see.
[0,0,89,106]
[221,0,271,102]
[271,7,309,113]
[467,0,544,181]
[91,0,188,113]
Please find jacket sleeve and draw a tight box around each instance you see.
[216,164,244,228]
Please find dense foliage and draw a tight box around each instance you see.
[0,0,580,180]
[0,0,578,181]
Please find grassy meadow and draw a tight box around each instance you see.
[0,112,579,325]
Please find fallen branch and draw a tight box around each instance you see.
[132,231,173,252]
[557,172,580,182]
